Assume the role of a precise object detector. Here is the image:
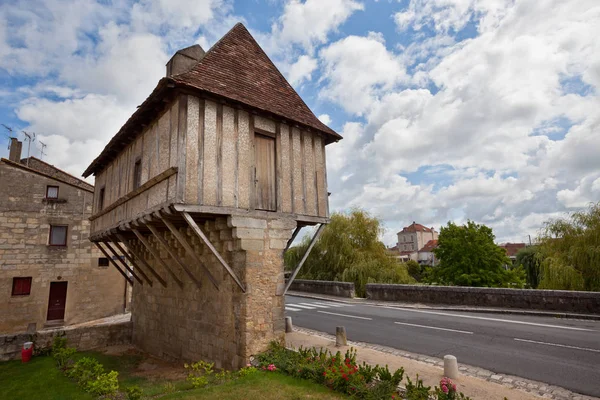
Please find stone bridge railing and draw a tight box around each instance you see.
[286,279,355,298]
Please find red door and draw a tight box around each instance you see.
[47,282,68,321]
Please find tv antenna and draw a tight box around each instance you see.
[39,140,47,160]
[2,124,15,150]
[22,130,36,167]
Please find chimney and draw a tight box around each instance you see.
[166,44,205,77]
[8,138,22,162]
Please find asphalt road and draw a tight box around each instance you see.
[285,295,600,397]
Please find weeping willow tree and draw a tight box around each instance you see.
[536,202,600,291]
[285,209,413,297]
[515,246,541,288]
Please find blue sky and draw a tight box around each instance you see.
[1,0,599,246]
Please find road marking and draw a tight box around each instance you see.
[395,321,473,335]
[313,301,345,307]
[299,302,329,308]
[285,306,301,312]
[317,311,372,320]
[377,307,595,332]
[288,304,316,310]
[514,338,600,353]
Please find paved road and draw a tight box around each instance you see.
[285,295,600,397]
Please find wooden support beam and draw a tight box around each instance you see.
[159,213,220,290]
[102,240,152,286]
[131,228,184,289]
[115,232,168,288]
[105,235,153,285]
[146,224,203,290]
[94,242,134,286]
[285,226,302,252]
[283,224,325,295]
[181,212,246,292]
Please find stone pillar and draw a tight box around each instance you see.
[229,216,296,362]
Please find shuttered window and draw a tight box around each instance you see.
[12,277,32,296]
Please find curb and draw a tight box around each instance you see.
[286,291,600,321]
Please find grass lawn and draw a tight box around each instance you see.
[0,351,345,400]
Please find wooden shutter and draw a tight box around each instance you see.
[254,134,276,211]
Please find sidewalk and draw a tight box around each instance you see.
[286,291,600,320]
[286,327,598,400]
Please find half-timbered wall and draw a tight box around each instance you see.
[91,94,329,236]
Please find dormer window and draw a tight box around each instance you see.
[46,185,59,199]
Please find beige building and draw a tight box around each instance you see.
[397,222,439,253]
[82,23,340,368]
[0,142,128,334]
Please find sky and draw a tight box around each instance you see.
[0,0,598,246]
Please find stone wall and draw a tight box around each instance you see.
[365,284,600,313]
[287,279,355,298]
[131,215,294,370]
[0,319,132,361]
[0,160,128,334]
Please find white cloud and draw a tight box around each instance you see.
[318,114,332,125]
[286,55,318,86]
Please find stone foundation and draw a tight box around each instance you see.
[131,215,295,369]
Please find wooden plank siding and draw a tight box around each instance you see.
[90,93,330,236]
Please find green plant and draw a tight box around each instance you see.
[404,375,431,400]
[86,370,119,397]
[53,347,77,369]
[434,377,472,400]
[185,360,215,388]
[163,382,176,394]
[238,365,259,377]
[125,385,143,400]
[52,335,67,351]
[66,356,104,386]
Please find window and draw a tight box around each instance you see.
[98,187,105,210]
[133,160,142,189]
[98,257,109,267]
[46,185,59,199]
[49,225,68,246]
[12,277,32,296]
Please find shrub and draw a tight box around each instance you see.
[238,365,259,377]
[53,347,77,370]
[66,357,104,386]
[185,360,214,388]
[86,370,119,397]
[434,377,471,400]
[404,374,430,400]
[125,385,143,400]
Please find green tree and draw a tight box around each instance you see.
[430,221,525,287]
[515,246,541,288]
[285,209,413,296]
[536,202,600,291]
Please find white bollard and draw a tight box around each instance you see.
[444,355,459,379]
[285,316,293,333]
[336,326,347,347]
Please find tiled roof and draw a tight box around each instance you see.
[399,222,434,234]
[83,23,340,177]
[419,240,438,253]
[171,23,341,141]
[499,243,526,257]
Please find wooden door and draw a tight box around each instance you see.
[254,134,276,211]
[47,282,68,321]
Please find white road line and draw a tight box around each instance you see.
[376,307,595,332]
[395,321,473,335]
[317,301,354,307]
[313,302,344,307]
[514,338,600,353]
[287,304,316,310]
[285,306,301,312]
[317,311,372,320]
[299,302,329,308]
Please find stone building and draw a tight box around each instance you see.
[397,222,439,253]
[82,23,340,369]
[0,141,128,334]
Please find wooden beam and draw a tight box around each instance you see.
[285,226,302,252]
[146,224,203,290]
[283,223,325,295]
[115,232,168,288]
[94,242,134,286]
[105,235,153,286]
[102,240,151,286]
[131,228,184,288]
[159,213,220,290]
[181,211,246,292]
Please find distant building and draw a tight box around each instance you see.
[397,222,439,253]
[499,243,527,265]
[417,239,439,266]
[0,139,128,334]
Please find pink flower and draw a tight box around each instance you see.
[442,384,449,394]
[452,384,457,391]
